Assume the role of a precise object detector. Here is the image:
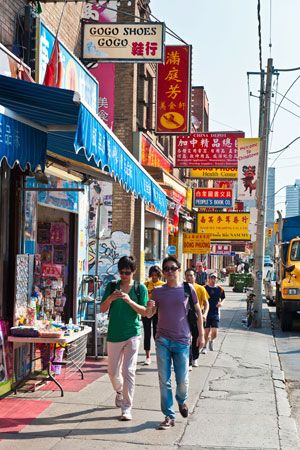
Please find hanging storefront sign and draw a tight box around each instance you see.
[183,233,211,254]
[82,2,117,129]
[156,45,191,135]
[82,23,165,62]
[176,131,244,168]
[37,22,98,112]
[193,188,233,208]
[214,180,234,189]
[237,137,260,200]
[141,134,172,172]
[210,244,232,255]
[197,212,251,241]
[190,167,238,179]
[165,188,185,206]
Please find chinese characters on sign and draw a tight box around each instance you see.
[183,233,211,254]
[82,23,165,62]
[156,45,191,134]
[197,212,251,241]
[193,188,233,208]
[176,132,245,168]
[141,134,172,172]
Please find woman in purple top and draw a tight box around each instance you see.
[149,256,205,430]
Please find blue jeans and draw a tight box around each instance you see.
[156,336,190,419]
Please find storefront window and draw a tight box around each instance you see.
[145,228,161,261]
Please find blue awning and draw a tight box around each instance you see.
[0,107,47,171]
[0,75,167,216]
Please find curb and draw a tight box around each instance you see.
[267,303,300,449]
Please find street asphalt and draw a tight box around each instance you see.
[1,286,300,450]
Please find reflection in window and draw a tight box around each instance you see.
[145,228,161,261]
[290,241,300,261]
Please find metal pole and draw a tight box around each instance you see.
[253,58,273,327]
[93,199,102,359]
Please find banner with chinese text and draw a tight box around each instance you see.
[183,233,211,254]
[141,134,172,172]
[197,212,251,241]
[156,45,191,134]
[190,167,238,179]
[193,188,233,208]
[237,137,260,200]
[176,132,244,168]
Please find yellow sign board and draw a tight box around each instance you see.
[183,233,211,254]
[190,167,238,179]
[197,212,251,241]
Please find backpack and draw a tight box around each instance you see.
[183,281,198,332]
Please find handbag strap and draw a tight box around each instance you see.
[183,281,196,312]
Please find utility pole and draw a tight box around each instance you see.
[253,58,273,327]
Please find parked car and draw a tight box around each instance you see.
[264,269,276,306]
[264,256,273,267]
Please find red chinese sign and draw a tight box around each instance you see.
[194,188,233,199]
[165,188,185,206]
[193,188,233,208]
[156,45,191,135]
[176,132,245,168]
[141,134,172,173]
[214,180,234,189]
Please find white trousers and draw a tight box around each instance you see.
[107,336,140,413]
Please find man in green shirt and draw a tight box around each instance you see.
[101,256,150,421]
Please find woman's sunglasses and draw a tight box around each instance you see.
[119,270,132,276]
[163,266,178,272]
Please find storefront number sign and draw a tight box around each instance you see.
[176,132,244,168]
[193,188,233,208]
[183,233,211,254]
[156,45,191,135]
[197,212,251,241]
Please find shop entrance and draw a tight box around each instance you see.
[36,205,78,323]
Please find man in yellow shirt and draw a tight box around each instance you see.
[185,268,209,368]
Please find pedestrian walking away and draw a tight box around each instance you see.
[185,268,209,368]
[202,272,225,354]
[195,262,208,286]
[100,256,152,421]
[149,256,205,430]
[142,265,165,365]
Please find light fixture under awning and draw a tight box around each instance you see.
[0,75,167,216]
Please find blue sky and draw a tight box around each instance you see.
[150,0,300,213]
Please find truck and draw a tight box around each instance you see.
[274,213,300,331]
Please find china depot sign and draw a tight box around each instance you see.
[156,45,191,135]
[176,132,245,168]
[82,23,165,62]
[183,233,211,254]
[197,212,251,241]
[193,188,233,208]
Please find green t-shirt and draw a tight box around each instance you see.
[102,280,148,342]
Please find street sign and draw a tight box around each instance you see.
[167,245,176,255]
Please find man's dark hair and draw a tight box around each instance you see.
[185,268,196,276]
[149,265,162,278]
[118,255,136,272]
[162,256,181,270]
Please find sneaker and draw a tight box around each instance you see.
[178,403,189,418]
[157,416,175,430]
[115,391,123,408]
[209,340,214,351]
[144,357,151,365]
[192,359,198,367]
[189,365,193,371]
[201,347,208,354]
[120,411,132,421]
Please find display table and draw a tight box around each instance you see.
[8,326,92,397]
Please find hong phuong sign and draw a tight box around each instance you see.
[176,132,244,168]
[193,188,233,208]
[82,23,165,62]
[197,212,251,241]
[183,233,211,254]
[156,45,191,135]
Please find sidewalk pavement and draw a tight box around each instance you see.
[1,287,300,450]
